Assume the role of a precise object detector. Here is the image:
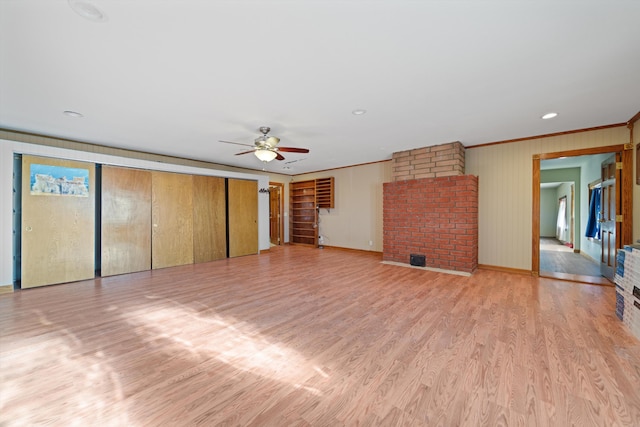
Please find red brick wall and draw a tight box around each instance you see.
[383,175,478,274]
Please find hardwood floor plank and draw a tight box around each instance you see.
[1,245,639,426]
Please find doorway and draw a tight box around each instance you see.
[269,182,284,246]
[533,144,633,285]
[539,174,603,281]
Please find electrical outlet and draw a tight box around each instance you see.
[369,240,373,246]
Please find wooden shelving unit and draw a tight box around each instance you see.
[290,180,317,246]
[315,177,334,209]
[290,177,334,246]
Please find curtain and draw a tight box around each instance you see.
[556,197,567,240]
[585,187,601,238]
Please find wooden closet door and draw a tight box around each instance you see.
[193,175,227,263]
[152,171,194,269]
[228,179,258,257]
[101,166,152,276]
[21,155,95,288]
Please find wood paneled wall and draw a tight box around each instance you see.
[465,126,630,271]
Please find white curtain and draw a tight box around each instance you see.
[556,197,567,241]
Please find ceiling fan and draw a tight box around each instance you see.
[219,126,310,162]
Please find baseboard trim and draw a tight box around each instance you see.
[322,245,383,255]
[0,284,13,295]
[579,251,599,264]
[478,264,532,276]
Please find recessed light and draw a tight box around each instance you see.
[352,109,367,116]
[541,112,558,120]
[63,110,84,118]
[68,0,108,22]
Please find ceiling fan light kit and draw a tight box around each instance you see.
[255,149,278,162]
[219,126,310,164]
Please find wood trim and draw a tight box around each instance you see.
[532,143,634,279]
[292,159,391,177]
[532,156,540,275]
[323,245,383,256]
[627,110,640,125]
[0,128,248,172]
[537,144,626,160]
[621,147,633,245]
[467,123,626,150]
[478,264,531,275]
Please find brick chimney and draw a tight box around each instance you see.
[383,142,478,274]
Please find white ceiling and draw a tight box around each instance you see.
[1,1,639,175]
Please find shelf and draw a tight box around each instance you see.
[315,177,334,209]
[290,177,334,246]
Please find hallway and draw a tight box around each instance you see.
[539,237,610,285]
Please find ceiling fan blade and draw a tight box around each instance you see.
[219,140,254,148]
[234,150,256,156]
[277,147,310,153]
[275,152,285,161]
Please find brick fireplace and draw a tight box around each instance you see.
[383,142,478,274]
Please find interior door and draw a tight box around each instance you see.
[600,154,618,280]
[21,155,95,288]
[193,175,227,263]
[228,178,258,257]
[269,185,281,245]
[101,166,152,276]
[152,171,194,269]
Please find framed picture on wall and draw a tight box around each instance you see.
[637,142,640,185]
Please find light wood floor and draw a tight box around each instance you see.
[1,246,639,426]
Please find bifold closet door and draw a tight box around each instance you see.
[227,178,258,257]
[101,166,152,276]
[193,175,227,263]
[21,155,95,288]
[152,171,194,269]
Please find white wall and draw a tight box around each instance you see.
[540,188,558,237]
[0,140,270,286]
